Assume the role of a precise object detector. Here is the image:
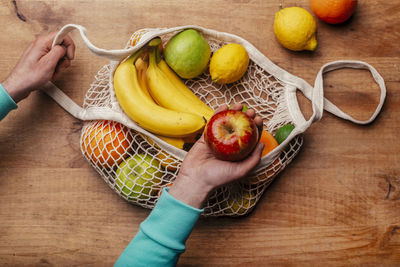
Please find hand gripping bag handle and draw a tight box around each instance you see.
[41,24,145,121]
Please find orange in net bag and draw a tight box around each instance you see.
[81,120,132,168]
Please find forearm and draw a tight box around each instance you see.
[0,82,18,121]
[115,188,203,267]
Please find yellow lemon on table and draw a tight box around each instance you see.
[274,7,317,51]
[209,43,249,84]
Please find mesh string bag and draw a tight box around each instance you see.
[43,24,386,216]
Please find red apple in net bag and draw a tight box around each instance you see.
[204,109,259,161]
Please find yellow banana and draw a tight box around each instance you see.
[135,57,152,100]
[158,59,214,120]
[146,43,213,121]
[113,50,206,137]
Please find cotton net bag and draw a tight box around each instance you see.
[42,24,386,217]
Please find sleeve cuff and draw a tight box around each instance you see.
[0,83,18,120]
[140,188,203,252]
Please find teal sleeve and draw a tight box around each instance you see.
[115,188,203,267]
[0,83,18,121]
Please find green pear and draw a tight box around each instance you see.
[164,29,211,79]
[115,153,163,201]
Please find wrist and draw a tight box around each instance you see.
[168,174,213,209]
[2,77,30,103]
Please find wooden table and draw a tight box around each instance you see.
[0,0,399,266]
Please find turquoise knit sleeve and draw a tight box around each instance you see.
[114,188,203,267]
[0,83,18,121]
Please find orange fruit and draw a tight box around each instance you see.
[259,129,280,178]
[258,129,279,157]
[130,31,163,53]
[310,0,357,24]
[81,120,132,168]
[130,31,146,46]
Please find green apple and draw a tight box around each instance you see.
[115,153,163,201]
[164,29,211,79]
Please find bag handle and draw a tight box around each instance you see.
[299,60,386,125]
[51,24,200,61]
[52,24,139,62]
[43,24,149,119]
[258,60,386,170]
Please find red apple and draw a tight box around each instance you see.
[204,110,259,161]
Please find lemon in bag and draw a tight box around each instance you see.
[210,43,249,84]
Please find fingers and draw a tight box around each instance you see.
[230,103,243,111]
[42,32,74,78]
[235,142,264,177]
[239,105,263,127]
[254,115,263,127]
[23,32,72,64]
[61,34,75,60]
[37,32,59,51]
[217,103,263,127]
[35,31,75,58]
[40,44,67,73]
[245,108,255,118]
[53,58,71,80]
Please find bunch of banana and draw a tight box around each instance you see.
[113,48,206,137]
[146,38,214,122]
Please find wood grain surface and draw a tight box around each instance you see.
[0,0,399,266]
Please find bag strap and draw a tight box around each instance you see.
[43,24,146,119]
[41,81,86,119]
[299,60,386,125]
[258,60,386,170]
[52,24,139,62]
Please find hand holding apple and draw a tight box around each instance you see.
[168,103,264,208]
[204,108,260,161]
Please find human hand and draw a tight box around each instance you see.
[169,103,264,208]
[2,31,75,103]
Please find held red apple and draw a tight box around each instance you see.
[204,110,259,161]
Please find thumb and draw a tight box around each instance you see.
[235,143,264,178]
[40,44,67,72]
